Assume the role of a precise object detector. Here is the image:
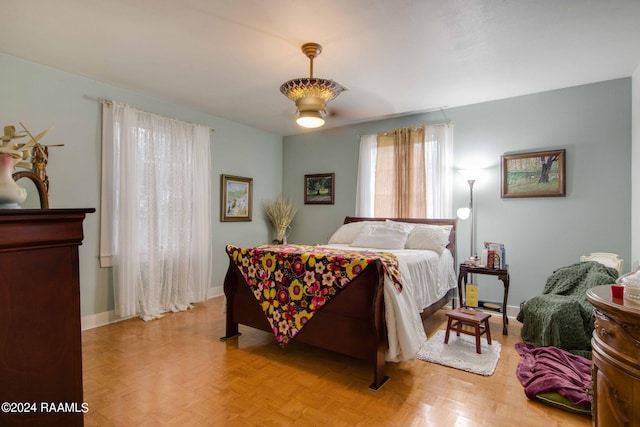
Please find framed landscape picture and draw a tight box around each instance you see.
[501,149,566,198]
[304,173,335,204]
[221,174,252,221]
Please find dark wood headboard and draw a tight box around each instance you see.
[343,216,457,265]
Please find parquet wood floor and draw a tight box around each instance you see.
[82,296,591,426]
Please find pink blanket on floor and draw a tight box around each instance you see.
[515,342,592,408]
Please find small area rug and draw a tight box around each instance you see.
[416,330,501,376]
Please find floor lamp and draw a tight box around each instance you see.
[457,170,481,286]
[456,178,476,259]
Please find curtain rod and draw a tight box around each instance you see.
[358,106,453,137]
[94,97,215,132]
[363,120,452,137]
[439,107,451,124]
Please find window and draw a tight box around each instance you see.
[355,124,452,218]
[100,101,212,320]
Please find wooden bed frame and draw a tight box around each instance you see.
[221,216,457,390]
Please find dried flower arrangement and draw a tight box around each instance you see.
[0,123,53,207]
[264,196,298,243]
[0,122,51,167]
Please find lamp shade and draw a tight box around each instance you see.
[296,110,325,128]
[456,207,471,220]
[280,78,345,105]
[458,168,487,183]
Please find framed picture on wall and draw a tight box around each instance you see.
[501,149,566,198]
[304,173,335,205]
[221,174,253,221]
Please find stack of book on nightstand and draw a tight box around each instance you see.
[481,242,506,269]
[463,256,481,267]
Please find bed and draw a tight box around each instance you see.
[221,216,457,389]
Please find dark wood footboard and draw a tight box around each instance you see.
[222,254,389,390]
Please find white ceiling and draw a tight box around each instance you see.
[2,0,640,136]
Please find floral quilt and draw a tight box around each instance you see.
[226,244,402,345]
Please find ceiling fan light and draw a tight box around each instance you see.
[296,110,325,128]
[281,43,345,128]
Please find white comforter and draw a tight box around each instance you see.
[322,245,457,362]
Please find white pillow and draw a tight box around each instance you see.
[350,222,412,250]
[328,221,374,244]
[405,224,452,253]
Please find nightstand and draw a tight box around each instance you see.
[457,264,510,335]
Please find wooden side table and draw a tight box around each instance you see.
[587,285,640,426]
[457,264,510,335]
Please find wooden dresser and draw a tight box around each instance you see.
[0,209,94,427]
[587,285,640,426]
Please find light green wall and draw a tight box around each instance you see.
[0,53,283,319]
[283,78,632,310]
[2,51,631,319]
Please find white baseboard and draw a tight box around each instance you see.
[208,285,224,299]
[81,285,225,331]
[506,304,520,319]
[454,298,520,320]
[81,310,132,331]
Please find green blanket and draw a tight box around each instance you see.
[517,261,618,356]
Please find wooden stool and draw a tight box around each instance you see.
[444,308,492,354]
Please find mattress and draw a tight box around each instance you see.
[322,244,456,361]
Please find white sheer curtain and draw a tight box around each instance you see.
[355,123,453,218]
[100,102,212,320]
[425,124,453,218]
[355,134,377,216]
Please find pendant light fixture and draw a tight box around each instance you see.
[280,43,346,128]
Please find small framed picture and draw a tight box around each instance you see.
[221,174,252,221]
[501,149,566,198]
[304,173,335,205]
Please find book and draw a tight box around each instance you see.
[466,283,479,307]
[487,250,495,269]
[484,241,506,269]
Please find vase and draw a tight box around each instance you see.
[0,154,27,208]
[276,226,290,245]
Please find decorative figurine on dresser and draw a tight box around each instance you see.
[0,123,61,209]
[587,284,640,426]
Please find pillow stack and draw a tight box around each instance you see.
[327,220,452,253]
[403,222,452,253]
[350,221,413,250]
[327,221,376,245]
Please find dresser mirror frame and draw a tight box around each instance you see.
[12,170,49,209]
